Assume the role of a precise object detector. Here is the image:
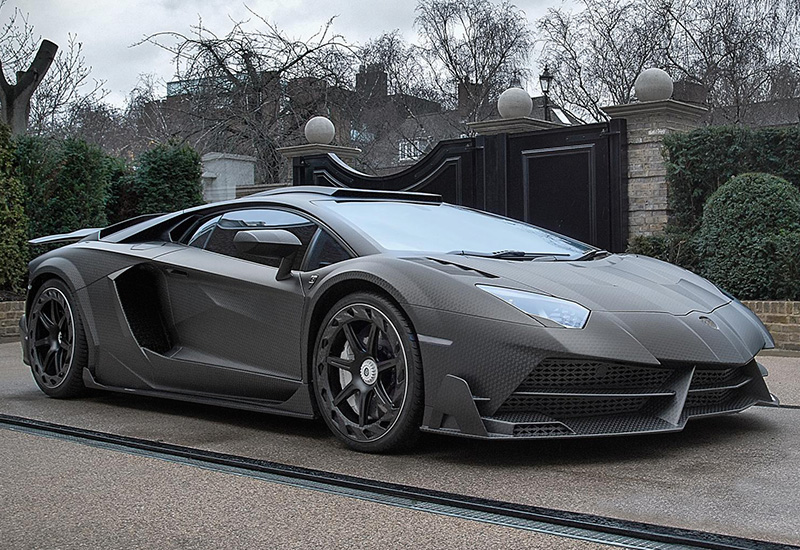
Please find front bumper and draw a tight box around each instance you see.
[421,358,776,439]
[411,301,776,440]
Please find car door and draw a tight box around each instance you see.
[150,207,319,402]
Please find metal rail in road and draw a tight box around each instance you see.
[0,413,795,550]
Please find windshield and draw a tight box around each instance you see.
[320,201,592,257]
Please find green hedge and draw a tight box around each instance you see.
[664,126,800,232]
[1,137,204,294]
[16,136,109,240]
[626,230,699,272]
[133,142,203,216]
[0,124,28,292]
[698,173,800,300]
[108,141,203,224]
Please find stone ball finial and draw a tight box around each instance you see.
[304,116,335,144]
[634,68,673,102]
[497,87,532,118]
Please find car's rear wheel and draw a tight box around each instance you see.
[28,279,87,398]
[312,292,423,453]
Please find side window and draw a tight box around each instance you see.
[204,208,317,270]
[305,229,352,270]
[187,215,220,248]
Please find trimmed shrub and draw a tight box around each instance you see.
[0,124,28,293]
[698,173,800,300]
[664,125,800,232]
[16,136,108,240]
[129,141,203,216]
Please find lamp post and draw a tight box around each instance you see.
[539,64,554,122]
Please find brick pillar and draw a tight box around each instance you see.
[602,100,707,239]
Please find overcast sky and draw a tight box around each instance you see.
[2,0,553,107]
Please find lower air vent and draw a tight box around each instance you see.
[690,367,740,389]
[499,395,649,417]
[517,358,672,392]
[685,389,736,408]
[512,424,572,437]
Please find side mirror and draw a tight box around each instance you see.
[234,229,301,281]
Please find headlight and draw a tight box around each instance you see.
[477,285,590,329]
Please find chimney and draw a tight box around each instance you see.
[356,64,388,100]
[672,79,708,105]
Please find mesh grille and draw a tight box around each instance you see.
[512,424,572,437]
[685,389,736,408]
[516,359,671,392]
[498,396,648,417]
[690,367,741,389]
[683,393,758,418]
[495,359,758,430]
[490,412,556,423]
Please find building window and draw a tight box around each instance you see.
[398,139,428,161]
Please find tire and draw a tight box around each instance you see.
[27,279,88,398]
[312,292,423,453]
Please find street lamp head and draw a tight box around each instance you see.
[539,64,554,95]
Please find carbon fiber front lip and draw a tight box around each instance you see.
[422,398,769,440]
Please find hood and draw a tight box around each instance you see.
[431,253,729,316]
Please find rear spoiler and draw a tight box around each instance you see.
[29,228,101,245]
[29,213,165,245]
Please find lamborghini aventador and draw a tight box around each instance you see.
[20,186,778,452]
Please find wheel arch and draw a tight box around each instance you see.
[304,275,417,388]
[26,261,98,372]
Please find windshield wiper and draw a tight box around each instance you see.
[448,249,570,260]
[574,249,611,261]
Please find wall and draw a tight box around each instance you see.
[742,301,800,352]
[0,301,23,340]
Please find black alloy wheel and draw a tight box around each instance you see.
[28,279,87,398]
[313,292,423,453]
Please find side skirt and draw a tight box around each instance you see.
[82,368,316,420]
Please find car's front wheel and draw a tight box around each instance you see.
[28,279,87,398]
[312,292,423,453]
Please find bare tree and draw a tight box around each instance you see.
[0,4,56,134]
[345,32,444,173]
[139,11,354,183]
[0,3,106,135]
[538,0,800,122]
[538,0,668,121]
[415,0,534,122]
[357,31,438,105]
[662,0,800,122]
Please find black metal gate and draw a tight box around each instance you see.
[290,119,627,251]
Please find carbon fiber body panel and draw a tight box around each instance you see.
[21,187,776,441]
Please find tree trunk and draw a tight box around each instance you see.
[0,40,58,135]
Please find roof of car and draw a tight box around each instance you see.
[246,185,442,203]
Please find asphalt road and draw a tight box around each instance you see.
[1,341,799,547]
[1,429,616,550]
